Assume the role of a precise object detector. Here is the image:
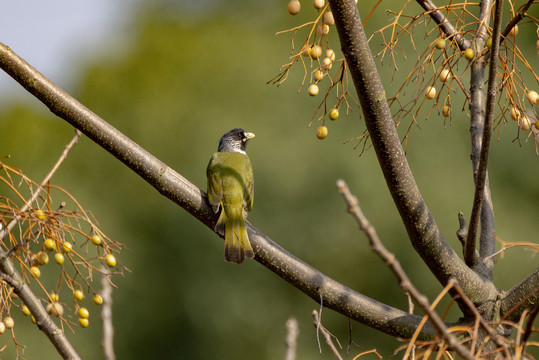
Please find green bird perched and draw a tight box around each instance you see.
[207,128,255,264]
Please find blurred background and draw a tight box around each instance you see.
[0,0,538,358]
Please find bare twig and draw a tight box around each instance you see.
[336,179,474,360]
[465,0,504,267]
[0,130,81,243]
[284,317,299,360]
[101,269,116,360]
[312,310,343,360]
[0,131,82,360]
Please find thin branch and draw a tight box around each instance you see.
[0,41,436,341]
[284,317,299,360]
[467,0,496,277]
[327,0,495,308]
[101,269,115,360]
[336,179,474,360]
[312,310,343,360]
[0,130,81,242]
[464,0,504,267]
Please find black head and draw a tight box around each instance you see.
[217,128,255,153]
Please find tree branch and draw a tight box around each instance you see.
[415,0,471,51]
[336,180,474,360]
[464,0,503,267]
[500,267,539,324]
[327,0,496,308]
[467,0,496,277]
[0,42,435,341]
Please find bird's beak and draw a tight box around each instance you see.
[245,132,255,139]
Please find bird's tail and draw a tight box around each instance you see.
[216,209,254,264]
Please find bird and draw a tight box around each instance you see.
[206,128,255,264]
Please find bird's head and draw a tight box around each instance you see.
[217,128,255,154]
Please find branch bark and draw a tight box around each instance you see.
[0,42,436,341]
[500,267,539,324]
[464,0,503,268]
[327,0,496,309]
[467,0,496,277]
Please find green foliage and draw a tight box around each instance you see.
[0,1,537,359]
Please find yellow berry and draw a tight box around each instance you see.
[93,294,104,305]
[316,125,328,139]
[31,316,36,324]
[486,38,492,49]
[91,234,102,246]
[317,24,330,36]
[50,292,59,302]
[79,317,89,328]
[535,120,539,130]
[527,90,539,105]
[54,253,65,265]
[74,290,84,301]
[442,105,451,117]
[510,107,520,121]
[508,25,518,37]
[47,302,64,317]
[4,317,14,329]
[0,322,5,334]
[464,48,474,60]
[329,108,339,120]
[313,0,325,9]
[34,209,46,221]
[425,86,437,100]
[435,38,446,50]
[325,49,336,62]
[287,0,300,15]
[37,251,49,265]
[309,45,322,60]
[78,307,90,319]
[322,57,333,70]
[21,305,31,316]
[44,238,56,252]
[301,45,311,57]
[520,115,531,131]
[313,69,324,82]
[323,10,334,26]
[438,68,451,83]
[308,84,319,96]
[62,242,72,253]
[105,253,117,268]
[29,266,41,278]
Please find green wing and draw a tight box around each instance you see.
[206,153,223,214]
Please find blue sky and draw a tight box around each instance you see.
[0,0,133,104]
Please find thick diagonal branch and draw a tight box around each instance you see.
[0,42,435,341]
[327,0,495,308]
